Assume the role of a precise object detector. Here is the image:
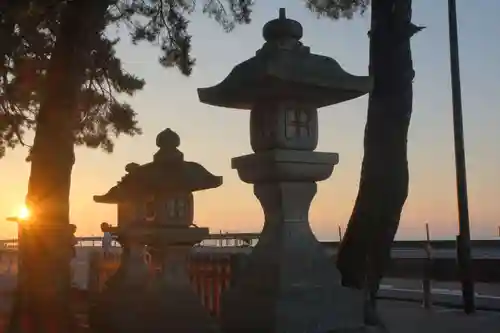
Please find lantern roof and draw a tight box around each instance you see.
[93,128,222,204]
[197,8,372,110]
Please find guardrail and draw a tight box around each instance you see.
[2,236,500,258]
[0,232,262,250]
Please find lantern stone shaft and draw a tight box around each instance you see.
[198,8,373,333]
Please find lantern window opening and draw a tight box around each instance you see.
[166,196,187,219]
[285,107,312,139]
[144,197,156,222]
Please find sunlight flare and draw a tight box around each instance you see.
[17,205,31,221]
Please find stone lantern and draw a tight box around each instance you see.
[198,8,373,333]
[90,128,222,333]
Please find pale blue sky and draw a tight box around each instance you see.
[1,0,499,240]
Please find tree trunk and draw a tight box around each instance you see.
[337,0,420,293]
[10,1,110,332]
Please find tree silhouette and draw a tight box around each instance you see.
[304,0,423,327]
[2,1,252,332]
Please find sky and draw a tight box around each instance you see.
[0,0,499,241]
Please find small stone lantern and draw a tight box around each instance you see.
[198,9,373,333]
[90,128,222,333]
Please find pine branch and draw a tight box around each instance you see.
[305,0,369,19]
[0,0,254,157]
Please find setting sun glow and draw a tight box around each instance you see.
[17,205,31,221]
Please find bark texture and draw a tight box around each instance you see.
[337,0,421,291]
[10,1,111,332]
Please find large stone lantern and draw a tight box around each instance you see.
[90,128,222,333]
[198,9,373,333]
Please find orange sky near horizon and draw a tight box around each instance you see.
[0,0,499,241]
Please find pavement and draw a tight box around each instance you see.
[378,300,500,333]
[379,278,500,310]
[0,296,497,333]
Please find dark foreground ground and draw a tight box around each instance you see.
[378,300,500,333]
[1,250,499,332]
[0,290,498,333]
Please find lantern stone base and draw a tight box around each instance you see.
[221,152,370,333]
[90,228,220,333]
[145,230,220,333]
[145,245,220,333]
[89,242,151,333]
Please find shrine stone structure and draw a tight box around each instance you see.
[89,128,223,333]
[198,8,373,333]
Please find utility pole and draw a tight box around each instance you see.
[447,0,475,314]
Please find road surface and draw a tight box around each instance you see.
[378,299,500,333]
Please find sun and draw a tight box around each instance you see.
[17,205,31,221]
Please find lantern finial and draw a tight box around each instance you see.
[263,8,303,43]
[279,8,286,19]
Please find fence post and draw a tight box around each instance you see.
[422,223,433,309]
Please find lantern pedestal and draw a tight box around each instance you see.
[144,228,220,333]
[88,230,151,333]
[107,241,149,289]
[221,151,367,333]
